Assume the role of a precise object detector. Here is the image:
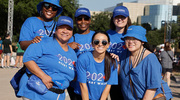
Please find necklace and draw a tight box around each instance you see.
[130,46,143,68]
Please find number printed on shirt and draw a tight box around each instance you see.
[57,54,73,66]
[86,71,104,81]
[39,29,45,35]
[79,43,91,51]
[110,42,123,50]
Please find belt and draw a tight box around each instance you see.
[49,88,65,94]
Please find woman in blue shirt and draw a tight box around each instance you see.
[107,6,132,100]
[17,16,77,100]
[19,0,63,50]
[119,25,173,100]
[67,8,95,100]
[76,31,118,100]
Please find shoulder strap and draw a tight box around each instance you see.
[165,51,173,61]
[137,48,146,64]
[129,48,146,100]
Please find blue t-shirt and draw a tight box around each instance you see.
[106,29,126,56]
[19,17,56,42]
[68,30,95,57]
[17,37,77,100]
[119,50,173,100]
[0,40,2,50]
[76,52,118,100]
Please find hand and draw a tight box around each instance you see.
[68,42,81,50]
[41,74,53,89]
[110,53,119,62]
[31,36,42,43]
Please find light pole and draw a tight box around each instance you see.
[7,0,14,41]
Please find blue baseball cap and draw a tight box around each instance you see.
[75,8,91,18]
[113,6,129,18]
[57,16,73,29]
[122,25,147,42]
[37,0,63,17]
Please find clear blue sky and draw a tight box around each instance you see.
[78,0,136,11]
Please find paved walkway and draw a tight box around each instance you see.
[0,68,179,100]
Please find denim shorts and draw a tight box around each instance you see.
[3,53,11,56]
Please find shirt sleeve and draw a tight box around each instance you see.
[68,36,74,43]
[23,42,43,63]
[76,55,88,83]
[19,18,34,42]
[146,54,162,89]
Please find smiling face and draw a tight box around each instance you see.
[92,33,110,54]
[41,3,58,21]
[113,15,128,29]
[55,25,73,43]
[76,15,91,33]
[125,37,143,52]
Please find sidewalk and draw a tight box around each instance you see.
[0,68,179,100]
[170,75,180,100]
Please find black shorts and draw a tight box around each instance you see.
[17,52,24,56]
[162,68,173,74]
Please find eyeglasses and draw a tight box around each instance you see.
[124,37,138,42]
[43,3,58,11]
[93,40,108,46]
[76,16,90,21]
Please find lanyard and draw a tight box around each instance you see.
[43,21,56,37]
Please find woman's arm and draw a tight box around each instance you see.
[24,61,53,89]
[79,82,89,100]
[100,85,111,100]
[20,36,42,50]
[2,44,4,51]
[9,44,13,56]
[143,89,156,100]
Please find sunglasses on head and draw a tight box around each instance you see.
[93,40,108,46]
[43,3,58,11]
[76,16,90,21]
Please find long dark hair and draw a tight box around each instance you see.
[92,31,117,81]
[164,42,172,51]
[110,16,132,34]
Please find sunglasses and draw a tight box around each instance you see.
[43,3,58,11]
[76,16,90,21]
[93,40,108,46]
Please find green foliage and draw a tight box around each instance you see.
[142,23,152,32]
[60,0,79,18]
[0,0,8,37]
[146,29,164,46]
[90,11,111,31]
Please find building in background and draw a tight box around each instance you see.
[140,5,177,29]
[104,0,180,29]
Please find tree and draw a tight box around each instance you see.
[0,0,8,38]
[90,11,112,31]
[142,23,152,32]
[146,28,164,46]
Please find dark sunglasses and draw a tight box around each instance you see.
[76,16,90,21]
[43,3,58,11]
[93,40,108,46]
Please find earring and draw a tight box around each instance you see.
[40,11,43,16]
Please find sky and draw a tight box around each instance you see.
[78,0,136,11]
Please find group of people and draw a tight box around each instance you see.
[0,34,24,69]
[14,0,173,100]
